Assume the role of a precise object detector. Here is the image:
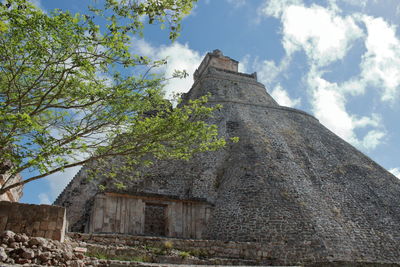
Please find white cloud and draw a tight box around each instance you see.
[359,15,400,102]
[339,0,368,7]
[324,15,400,103]
[255,58,290,86]
[308,71,385,150]
[309,76,355,142]
[249,56,295,108]
[259,1,391,150]
[360,130,385,150]
[280,4,363,66]
[38,193,51,205]
[134,38,156,57]
[260,0,368,71]
[270,84,301,107]
[238,54,250,73]
[44,166,81,202]
[132,39,203,99]
[352,113,381,128]
[261,0,303,18]
[157,43,203,98]
[389,168,400,178]
[259,1,364,72]
[339,79,366,96]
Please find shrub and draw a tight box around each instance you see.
[163,241,173,250]
[179,251,191,259]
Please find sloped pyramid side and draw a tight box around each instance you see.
[179,64,400,264]
[55,51,400,265]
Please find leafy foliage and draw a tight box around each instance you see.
[0,0,229,196]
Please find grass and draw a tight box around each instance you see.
[85,241,211,263]
[143,245,166,255]
[86,251,152,262]
[189,249,209,258]
[179,251,190,259]
[163,241,173,250]
[86,251,108,260]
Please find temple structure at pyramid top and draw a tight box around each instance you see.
[182,49,282,109]
[55,50,400,266]
[194,49,239,80]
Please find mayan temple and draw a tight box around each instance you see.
[55,50,400,265]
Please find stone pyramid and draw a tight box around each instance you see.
[55,50,400,265]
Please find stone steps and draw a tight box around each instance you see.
[68,233,305,266]
[82,241,263,266]
[101,263,296,267]
[68,233,283,265]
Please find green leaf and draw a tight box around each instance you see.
[0,0,227,197]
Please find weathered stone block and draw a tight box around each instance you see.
[23,226,33,236]
[0,216,8,232]
[0,202,66,241]
[9,224,21,233]
[44,230,53,239]
[32,221,40,230]
[48,221,57,231]
[39,221,49,231]
[52,231,62,241]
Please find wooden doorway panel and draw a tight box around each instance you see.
[144,203,166,236]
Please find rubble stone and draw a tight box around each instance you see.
[0,230,81,266]
[21,248,35,259]
[0,247,7,261]
[1,231,15,240]
[28,236,47,247]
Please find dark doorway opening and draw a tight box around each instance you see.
[144,203,167,236]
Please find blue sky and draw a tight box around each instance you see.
[21,0,400,204]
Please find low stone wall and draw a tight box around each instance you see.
[69,233,400,266]
[0,201,66,241]
[69,233,282,264]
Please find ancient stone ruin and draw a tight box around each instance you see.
[0,201,66,242]
[0,161,23,202]
[55,50,400,266]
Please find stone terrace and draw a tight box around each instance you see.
[69,233,400,267]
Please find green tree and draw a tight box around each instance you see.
[0,0,227,196]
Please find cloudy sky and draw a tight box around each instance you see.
[21,0,400,204]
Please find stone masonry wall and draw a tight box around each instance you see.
[69,233,400,266]
[194,50,238,81]
[54,166,100,232]
[89,193,212,239]
[69,232,280,263]
[56,51,400,265]
[0,201,66,241]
